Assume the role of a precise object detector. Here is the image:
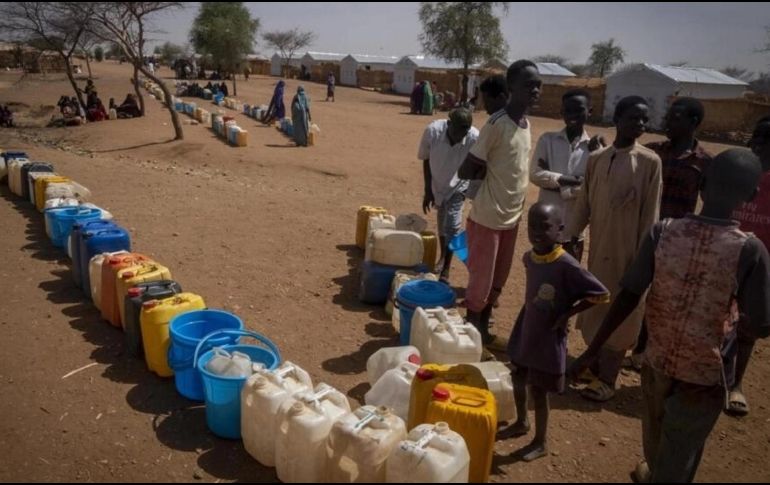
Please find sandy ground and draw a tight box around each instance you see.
[0,61,768,482]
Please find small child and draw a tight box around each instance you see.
[503,202,610,461]
[571,148,770,482]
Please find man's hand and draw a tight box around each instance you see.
[558,175,583,187]
[537,158,550,170]
[588,135,607,152]
[422,192,435,215]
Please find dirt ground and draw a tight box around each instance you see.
[0,62,768,483]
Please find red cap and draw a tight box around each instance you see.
[122,272,134,279]
[416,368,434,381]
[408,354,421,365]
[432,387,450,401]
[128,287,144,297]
[142,300,158,309]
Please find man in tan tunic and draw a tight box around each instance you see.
[566,96,662,402]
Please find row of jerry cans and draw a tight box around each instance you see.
[241,363,471,483]
[243,103,268,120]
[211,114,248,147]
[7,157,93,212]
[279,118,294,137]
[365,360,504,483]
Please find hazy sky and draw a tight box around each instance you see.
[150,2,770,73]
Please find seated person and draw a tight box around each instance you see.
[115,94,141,118]
[0,105,14,127]
[87,98,108,122]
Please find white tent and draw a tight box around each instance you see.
[393,56,469,94]
[604,63,748,129]
[270,53,303,77]
[340,54,400,86]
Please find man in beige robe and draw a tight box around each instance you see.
[566,96,662,401]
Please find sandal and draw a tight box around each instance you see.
[581,379,616,402]
[632,460,651,483]
[726,390,750,416]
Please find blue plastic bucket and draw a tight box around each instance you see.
[196,329,281,439]
[396,280,456,345]
[168,310,244,401]
[448,231,468,264]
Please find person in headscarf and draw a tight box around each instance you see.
[422,81,435,115]
[410,82,423,114]
[219,82,229,97]
[116,94,141,118]
[291,85,312,147]
[263,80,286,125]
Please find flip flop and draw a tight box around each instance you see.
[726,390,750,416]
[581,379,615,402]
[632,461,651,483]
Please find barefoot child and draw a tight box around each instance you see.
[503,202,609,461]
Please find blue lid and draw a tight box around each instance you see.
[397,280,455,307]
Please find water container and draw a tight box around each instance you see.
[116,262,170,325]
[386,270,438,324]
[43,205,75,239]
[20,162,54,201]
[385,422,469,483]
[205,348,253,377]
[364,362,419,422]
[80,226,132,299]
[167,309,242,400]
[102,253,153,327]
[70,220,117,286]
[49,207,102,248]
[44,182,75,203]
[407,363,487,430]
[109,108,117,120]
[124,280,182,358]
[242,103,250,115]
[174,100,184,112]
[35,175,70,211]
[396,280,456,345]
[89,250,130,311]
[242,362,313,466]
[236,129,248,147]
[395,213,428,234]
[360,261,429,305]
[410,307,482,365]
[141,293,206,377]
[365,214,397,243]
[203,89,212,100]
[424,384,496,483]
[79,203,113,221]
[366,229,424,267]
[327,406,407,483]
[421,231,438,269]
[448,231,468,265]
[275,384,351,483]
[468,362,515,423]
[356,206,388,249]
[28,172,58,205]
[367,346,421,385]
[8,159,30,196]
[196,329,282,439]
[44,197,79,210]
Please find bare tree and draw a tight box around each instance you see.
[588,38,625,78]
[0,2,95,111]
[90,2,184,140]
[721,66,753,82]
[263,28,315,77]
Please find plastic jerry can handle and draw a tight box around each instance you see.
[454,396,486,408]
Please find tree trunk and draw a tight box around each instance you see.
[132,64,145,116]
[461,66,469,103]
[232,70,238,97]
[137,64,184,141]
[63,55,87,112]
[85,54,92,78]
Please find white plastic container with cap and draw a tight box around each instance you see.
[241,362,313,467]
[364,362,419,422]
[395,213,428,234]
[468,362,515,423]
[205,348,253,377]
[365,229,424,267]
[326,405,408,483]
[275,383,351,483]
[89,250,129,311]
[410,307,482,365]
[365,214,396,242]
[366,346,421,386]
[385,422,470,483]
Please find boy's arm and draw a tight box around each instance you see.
[530,136,564,189]
[458,153,487,180]
[564,154,594,240]
[736,238,770,339]
[422,160,434,214]
[638,155,663,249]
[552,296,609,331]
[459,121,494,180]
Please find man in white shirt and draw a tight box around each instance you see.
[419,108,479,282]
[530,89,604,260]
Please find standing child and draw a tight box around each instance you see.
[504,202,609,461]
[565,96,662,402]
[571,148,770,483]
[530,89,605,261]
[326,72,336,102]
[457,60,542,351]
[725,115,770,416]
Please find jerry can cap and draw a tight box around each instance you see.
[416,368,435,381]
[407,354,421,365]
[122,272,135,279]
[432,387,450,401]
[127,287,144,297]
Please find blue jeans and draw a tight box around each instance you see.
[436,191,464,239]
